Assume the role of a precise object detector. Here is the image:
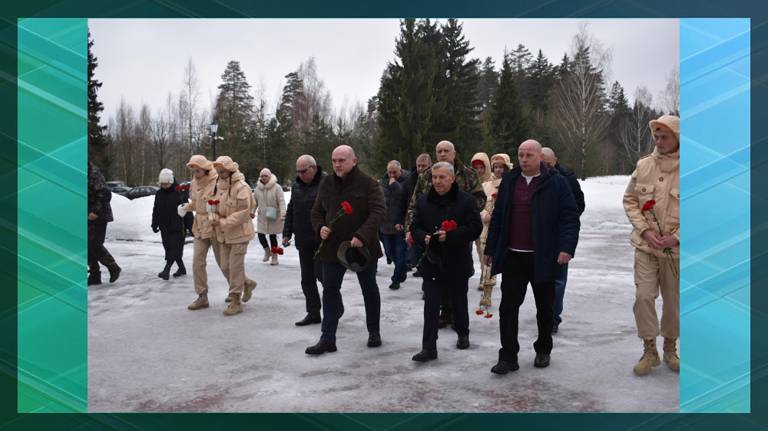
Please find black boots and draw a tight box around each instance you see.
[295,313,322,326]
[158,261,172,280]
[388,282,401,290]
[305,339,337,355]
[412,349,438,362]
[456,335,470,350]
[491,359,520,375]
[173,259,186,277]
[88,272,102,286]
[107,265,121,283]
[534,353,551,368]
[367,332,382,347]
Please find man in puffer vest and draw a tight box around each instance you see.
[622,114,680,376]
[210,156,257,316]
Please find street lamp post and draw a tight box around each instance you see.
[209,124,218,159]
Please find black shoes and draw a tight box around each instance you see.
[173,262,186,277]
[491,359,520,375]
[305,339,337,355]
[388,282,401,290]
[456,335,470,350]
[88,273,102,286]
[367,333,382,347]
[108,265,121,283]
[158,268,170,280]
[412,349,438,362]
[412,270,423,278]
[552,321,560,334]
[534,353,551,368]
[295,313,322,326]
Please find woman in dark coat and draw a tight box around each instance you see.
[152,168,187,280]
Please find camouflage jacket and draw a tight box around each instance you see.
[88,162,113,222]
[404,158,486,232]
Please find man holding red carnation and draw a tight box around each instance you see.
[622,114,681,376]
[410,161,483,362]
[307,145,386,355]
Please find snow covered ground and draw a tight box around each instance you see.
[89,176,679,413]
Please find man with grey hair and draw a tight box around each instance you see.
[484,139,580,373]
[406,140,486,327]
[284,154,326,326]
[380,160,410,290]
[540,147,585,334]
[410,161,482,361]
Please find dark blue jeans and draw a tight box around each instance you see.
[553,263,569,324]
[381,233,408,283]
[320,261,381,343]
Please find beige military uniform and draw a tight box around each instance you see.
[623,148,680,339]
[212,170,256,297]
[185,168,225,296]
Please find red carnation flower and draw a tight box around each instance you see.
[641,199,656,212]
[207,199,213,205]
[491,193,497,199]
[341,201,353,215]
[440,219,458,232]
[271,246,284,255]
[475,308,484,315]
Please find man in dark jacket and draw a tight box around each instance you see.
[541,147,585,334]
[410,162,482,362]
[152,168,187,280]
[483,140,580,374]
[88,161,121,285]
[283,155,326,326]
[380,160,409,290]
[307,145,386,355]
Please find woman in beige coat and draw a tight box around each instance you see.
[253,168,286,265]
[477,153,513,314]
[211,156,257,316]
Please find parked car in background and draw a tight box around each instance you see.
[111,186,131,196]
[106,180,127,190]
[125,186,159,200]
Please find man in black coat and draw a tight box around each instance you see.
[410,162,482,362]
[541,147,585,334]
[483,140,580,374]
[307,145,386,355]
[88,161,121,285]
[152,168,187,280]
[283,155,326,326]
[379,160,409,290]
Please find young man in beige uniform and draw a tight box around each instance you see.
[622,114,681,376]
[210,156,257,316]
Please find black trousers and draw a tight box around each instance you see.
[422,275,469,351]
[88,220,118,275]
[297,245,322,315]
[258,233,278,249]
[160,229,185,262]
[499,250,555,361]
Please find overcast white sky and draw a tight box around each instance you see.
[90,18,679,123]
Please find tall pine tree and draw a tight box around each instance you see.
[489,52,528,157]
[88,31,111,175]
[212,60,255,175]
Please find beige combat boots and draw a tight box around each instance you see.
[663,337,680,372]
[262,247,271,262]
[633,338,661,376]
[223,294,243,316]
[188,294,209,310]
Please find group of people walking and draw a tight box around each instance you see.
[87,114,680,377]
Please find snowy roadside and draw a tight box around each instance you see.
[89,176,679,412]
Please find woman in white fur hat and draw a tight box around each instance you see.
[151,168,187,280]
[253,167,286,265]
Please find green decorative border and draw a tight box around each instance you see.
[17,18,87,413]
